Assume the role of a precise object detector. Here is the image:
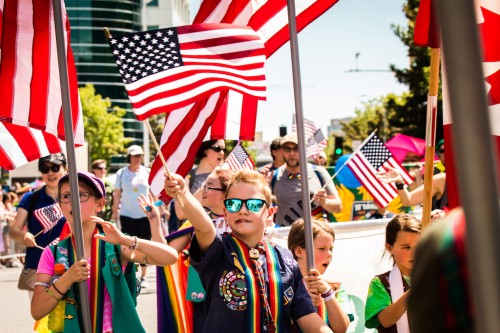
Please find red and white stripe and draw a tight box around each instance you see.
[0,0,83,170]
[223,142,255,170]
[348,155,413,208]
[149,91,227,201]
[443,0,500,208]
[149,0,339,198]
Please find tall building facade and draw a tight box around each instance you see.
[66,0,190,166]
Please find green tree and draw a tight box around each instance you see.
[80,84,130,163]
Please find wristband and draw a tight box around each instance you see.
[129,236,138,251]
[45,287,62,301]
[395,182,405,190]
[52,281,66,296]
[323,292,337,302]
[33,281,50,288]
[321,288,334,299]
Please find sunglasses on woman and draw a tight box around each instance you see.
[224,198,268,213]
[208,146,225,153]
[39,164,62,174]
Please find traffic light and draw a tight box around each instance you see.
[334,136,344,156]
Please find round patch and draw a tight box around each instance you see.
[283,255,293,267]
[219,269,248,310]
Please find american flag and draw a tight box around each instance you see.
[149,0,339,201]
[108,23,266,121]
[347,134,413,208]
[292,118,328,158]
[0,0,84,170]
[306,128,328,158]
[224,142,255,170]
[33,203,64,233]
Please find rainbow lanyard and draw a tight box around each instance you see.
[69,229,105,333]
[230,235,283,333]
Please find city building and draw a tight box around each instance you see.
[67,0,190,169]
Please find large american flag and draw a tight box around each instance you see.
[108,23,266,121]
[224,142,255,170]
[150,0,339,201]
[0,0,83,170]
[347,134,413,208]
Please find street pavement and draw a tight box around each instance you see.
[0,265,158,332]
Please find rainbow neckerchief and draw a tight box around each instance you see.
[317,300,329,326]
[157,253,192,333]
[230,235,284,333]
[68,229,105,333]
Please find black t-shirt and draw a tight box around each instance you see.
[190,234,316,332]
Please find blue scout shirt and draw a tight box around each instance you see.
[190,234,316,332]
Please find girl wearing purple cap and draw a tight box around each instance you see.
[31,172,178,332]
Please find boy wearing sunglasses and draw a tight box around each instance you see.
[164,169,333,332]
[10,153,68,298]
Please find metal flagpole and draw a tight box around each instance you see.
[286,0,315,271]
[52,0,92,332]
[434,0,500,331]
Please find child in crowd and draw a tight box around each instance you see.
[288,219,352,332]
[365,214,421,332]
[31,172,178,332]
[164,169,333,332]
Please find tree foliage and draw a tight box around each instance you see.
[80,84,130,163]
[342,0,443,142]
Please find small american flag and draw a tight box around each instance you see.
[108,23,266,121]
[292,118,328,158]
[347,134,413,207]
[33,203,63,233]
[224,143,255,171]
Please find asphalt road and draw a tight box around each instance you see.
[0,266,158,332]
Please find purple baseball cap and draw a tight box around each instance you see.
[59,171,106,198]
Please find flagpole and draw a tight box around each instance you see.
[434,0,500,331]
[52,1,91,332]
[421,48,440,230]
[310,130,377,204]
[142,120,184,207]
[286,0,315,271]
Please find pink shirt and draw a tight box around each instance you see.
[38,246,125,332]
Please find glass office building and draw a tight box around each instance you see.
[66,0,189,167]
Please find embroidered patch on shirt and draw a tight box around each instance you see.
[284,286,294,305]
[219,269,248,311]
[283,255,293,267]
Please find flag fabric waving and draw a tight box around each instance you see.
[347,135,413,208]
[306,128,328,158]
[292,118,327,158]
[223,142,255,170]
[107,23,266,121]
[0,0,83,170]
[440,1,500,209]
[414,0,440,48]
[150,0,340,200]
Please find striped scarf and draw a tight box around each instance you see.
[68,229,106,333]
[230,235,284,333]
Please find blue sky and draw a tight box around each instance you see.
[191,0,409,141]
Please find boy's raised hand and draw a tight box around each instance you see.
[163,173,187,197]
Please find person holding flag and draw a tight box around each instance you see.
[164,169,333,332]
[271,134,341,226]
[10,153,68,297]
[31,171,178,332]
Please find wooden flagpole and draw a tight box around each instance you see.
[52,1,91,332]
[286,0,315,271]
[421,48,440,230]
